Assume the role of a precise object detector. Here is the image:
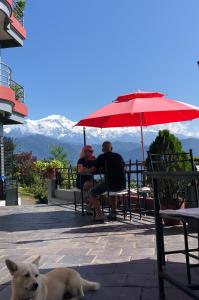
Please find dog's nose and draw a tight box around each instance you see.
[32,282,38,291]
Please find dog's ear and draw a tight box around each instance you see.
[32,256,40,267]
[5,259,18,275]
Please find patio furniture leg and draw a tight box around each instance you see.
[122,195,126,220]
[197,221,199,263]
[159,216,166,266]
[74,191,77,211]
[127,172,132,221]
[153,178,165,299]
[108,192,111,215]
[81,188,84,216]
[138,194,142,220]
[183,221,191,284]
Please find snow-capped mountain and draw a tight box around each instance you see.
[4,115,199,144]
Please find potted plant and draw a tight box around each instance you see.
[13,0,26,20]
[159,178,186,225]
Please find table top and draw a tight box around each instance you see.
[160,207,199,220]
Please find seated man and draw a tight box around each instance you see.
[89,141,126,221]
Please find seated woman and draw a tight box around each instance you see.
[76,145,95,194]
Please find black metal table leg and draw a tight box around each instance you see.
[183,221,191,284]
[153,178,165,299]
[74,191,77,211]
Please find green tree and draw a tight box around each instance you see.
[34,159,64,175]
[49,145,69,167]
[16,152,37,185]
[147,129,189,172]
[149,129,182,155]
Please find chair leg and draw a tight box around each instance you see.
[157,216,165,299]
[138,194,142,220]
[129,194,132,221]
[81,188,84,216]
[74,191,77,211]
[123,195,126,220]
[101,195,104,213]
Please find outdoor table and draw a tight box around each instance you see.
[148,171,199,300]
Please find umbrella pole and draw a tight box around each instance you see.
[83,127,86,146]
[140,113,145,162]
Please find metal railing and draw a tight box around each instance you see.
[0,62,25,103]
[10,80,24,103]
[0,62,11,87]
[55,166,77,189]
[12,0,24,26]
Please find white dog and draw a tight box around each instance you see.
[5,256,100,300]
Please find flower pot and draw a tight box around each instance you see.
[161,197,185,226]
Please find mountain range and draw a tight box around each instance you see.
[4,115,199,164]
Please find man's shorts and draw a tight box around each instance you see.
[90,182,108,197]
[90,182,125,197]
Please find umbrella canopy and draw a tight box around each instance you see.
[76,91,199,161]
[76,92,199,128]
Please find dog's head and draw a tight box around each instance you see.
[5,256,41,299]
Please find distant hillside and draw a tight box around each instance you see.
[181,138,199,156]
[12,134,148,165]
[8,134,199,165]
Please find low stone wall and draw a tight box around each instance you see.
[47,179,81,205]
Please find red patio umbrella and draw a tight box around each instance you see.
[75,91,199,161]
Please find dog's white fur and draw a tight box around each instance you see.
[5,256,100,300]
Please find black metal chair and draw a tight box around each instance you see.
[151,171,199,300]
[147,149,195,173]
[99,160,132,220]
[148,149,199,292]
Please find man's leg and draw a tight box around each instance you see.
[110,196,117,212]
[108,196,117,220]
[89,195,104,220]
[89,183,107,221]
[83,181,94,215]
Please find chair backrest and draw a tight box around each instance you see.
[125,160,132,172]
[147,149,198,208]
[147,149,195,172]
[126,160,146,192]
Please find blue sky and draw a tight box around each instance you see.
[4,0,199,124]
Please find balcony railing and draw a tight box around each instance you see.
[0,62,25,103]
[12,0,24,26]
[10,80,24,103]
[0,62,11,87]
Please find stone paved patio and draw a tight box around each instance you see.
[0,204,199,299]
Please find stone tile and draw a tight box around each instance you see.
[115,261,155,274]
[92,255,131,264]
[58,255,96,266]
[0,204,199,300]
[141,287,198,300]
[87,287,141,300]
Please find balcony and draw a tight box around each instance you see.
[12,0,24,26]
[0,62,27,122]
[0,0,26,47]
[10,80,24,103]
[0,62,24,103]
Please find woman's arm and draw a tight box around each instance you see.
[77,164,92,173]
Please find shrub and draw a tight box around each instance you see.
[28,176,48,204]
